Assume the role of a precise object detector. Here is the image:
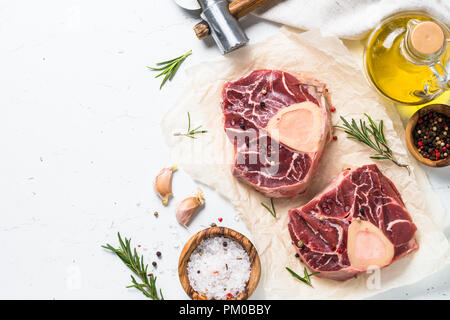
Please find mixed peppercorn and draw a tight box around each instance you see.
[413,111,449,161]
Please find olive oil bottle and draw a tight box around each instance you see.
[364,11,449,105]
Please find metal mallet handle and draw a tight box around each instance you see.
[194,0,271,40]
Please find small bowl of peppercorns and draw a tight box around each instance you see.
[405,104,450,168]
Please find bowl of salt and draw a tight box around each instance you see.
[178,227,261,300]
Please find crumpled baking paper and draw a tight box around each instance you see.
[162,28,450,299]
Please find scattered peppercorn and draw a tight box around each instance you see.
[152,261,157,267]
[260,101,265,107]
[295,253,300,258]
[330,107,336,112]
[156,251,161,258]
[223,241,228,247]
[154,211,159,217]
[332,135,338,141]
[210,223,217,227]
[413,111,449,161]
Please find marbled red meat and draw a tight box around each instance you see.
[288,164,418,281]
[221,70,332,197]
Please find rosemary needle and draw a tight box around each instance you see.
[286,267,320,287]
[335,114,410,173]
[261,198,276,218]
[102,232,164,300]
[148,50,192,89]
[173,112,207,139]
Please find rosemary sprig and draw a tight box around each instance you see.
[148,50,192,89]
[102,232,164,300]
[335,114,410,173]
[286,266,320,287]
[261,198,276,218]
[173,112,207,139]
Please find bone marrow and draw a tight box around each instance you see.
[267,102,323,154]
[347,220,395,271]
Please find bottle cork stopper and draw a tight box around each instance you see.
[411,21,445,55]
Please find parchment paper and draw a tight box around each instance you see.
[162,28,450,299]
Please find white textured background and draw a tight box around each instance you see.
[0,1,448,299]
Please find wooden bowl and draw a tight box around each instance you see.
[178,227,261,300]
[405,104,450,167]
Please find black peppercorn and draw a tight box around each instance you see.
[152,261,157,267]
[260,101,265,107]
[414,111,449,161]
[156,251,161,258]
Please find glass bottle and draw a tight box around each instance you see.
[364,11,449,105]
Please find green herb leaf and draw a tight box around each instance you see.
[148,50,192,89]
[173,112,207,139]
[261,198,276,218]
[102,233,164,300]
[286,267,320,287]
[334,114,410,173]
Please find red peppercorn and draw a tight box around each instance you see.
[418,118,423,124]
[330,107,336,112]
[226,293,232,298]
[332,136,338,141]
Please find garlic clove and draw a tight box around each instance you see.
[154,165,177,206]
[176,189,205,227]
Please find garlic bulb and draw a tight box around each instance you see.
[176,189,205,226]
[154,165,177,206]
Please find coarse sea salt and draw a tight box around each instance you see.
[187,236,251,300]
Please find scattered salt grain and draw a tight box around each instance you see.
[187,236,251,300]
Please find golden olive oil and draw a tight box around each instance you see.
[364,12,449,105]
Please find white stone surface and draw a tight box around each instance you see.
[0,0,448,300]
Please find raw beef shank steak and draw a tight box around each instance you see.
[222,70,332,198]
[288,164,418,281]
